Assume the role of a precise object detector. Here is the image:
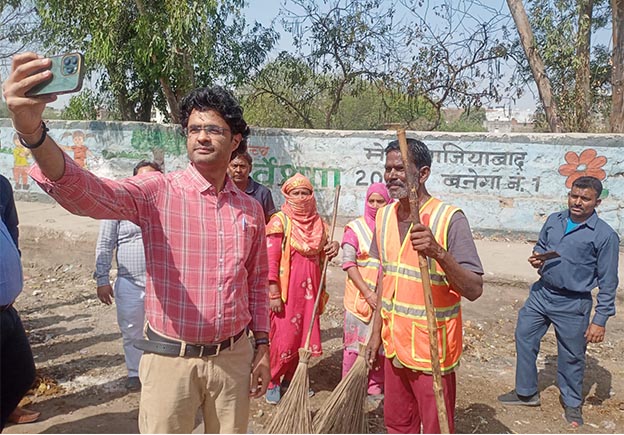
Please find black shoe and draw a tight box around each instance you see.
[125,376,141,391]
[564,405,583,427]
[498,389,540,406]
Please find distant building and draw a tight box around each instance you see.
[484,107,535,133]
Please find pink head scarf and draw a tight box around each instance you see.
[364,183,391,231]
[280,173,325,254]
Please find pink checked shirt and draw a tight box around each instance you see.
[31,154,270,343]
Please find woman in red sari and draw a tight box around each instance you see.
[265,173,339,404]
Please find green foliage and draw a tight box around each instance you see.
[270,0,399,129]
[243,69,439,130]
[438,108,487,132]
[60,89,100,120]
[29,0,277,121]
[241,52,326,128]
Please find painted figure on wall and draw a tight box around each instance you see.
[12,134,31,191]
[61,130,94,169]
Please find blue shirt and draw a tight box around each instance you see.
[0,219,23,305]
[535,210,620,327]
[245,177,276,223]
[0,174,19,249]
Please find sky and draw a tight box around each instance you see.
[39,0,542,111]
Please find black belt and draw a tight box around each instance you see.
[134,326,246,358]
[0,303,13,312]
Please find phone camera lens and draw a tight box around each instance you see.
[70,56,78,65]
[64,57,71,66]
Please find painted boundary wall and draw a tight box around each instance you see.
[1,118,623,240]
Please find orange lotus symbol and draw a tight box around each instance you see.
[558,149,607,188]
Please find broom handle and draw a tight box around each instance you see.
[303,184,341,351]
[397,129,450,434]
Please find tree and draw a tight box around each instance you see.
[272,0,399,129]
[574,0,594,132]
[507,0,612,132]
[613,0,624,132]
[507,0,563,132]
[0,1,38,60]
[438,108,488,132]
[31,0,277,122]
[61,90,103,121]
[242,57,439,130]
[243,52,326,129]
[251,0,511,131]
[387,0,514,129]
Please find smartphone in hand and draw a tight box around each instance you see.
[533,251,560,261]
[25,52,85,97]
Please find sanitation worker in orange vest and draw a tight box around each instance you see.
[365,138,485,434]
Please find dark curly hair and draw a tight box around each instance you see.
[178,86,250,154]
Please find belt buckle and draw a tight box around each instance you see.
[198,343,220,358]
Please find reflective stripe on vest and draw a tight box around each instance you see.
[343,217,380,322]
[376,198,463,373]
[273,212,292,304]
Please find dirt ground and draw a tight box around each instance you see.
[3,201,624,434]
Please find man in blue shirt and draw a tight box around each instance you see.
[499,176,620,427]
[0,218,37,431]
[0,175,19,248]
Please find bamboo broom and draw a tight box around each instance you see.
[396,129,450,433]
[312,340,370,434]
[267,184,342,434]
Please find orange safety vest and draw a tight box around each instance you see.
[376,197,462,373]
[343,217,380,322]
[271,211,329,314]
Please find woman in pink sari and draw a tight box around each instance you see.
[341,183,391,399]
[265,173,339,404]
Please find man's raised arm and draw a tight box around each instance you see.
[2,53,66,181]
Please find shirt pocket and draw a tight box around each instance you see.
[562,240,595,265]
[238,220,259,262]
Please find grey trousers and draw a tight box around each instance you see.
[514,281,592,408]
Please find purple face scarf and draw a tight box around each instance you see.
[364,182,391,231]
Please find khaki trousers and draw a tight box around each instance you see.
[138,334,253,434]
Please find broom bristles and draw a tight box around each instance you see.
[267,349,313,434]
[312,353,369,434]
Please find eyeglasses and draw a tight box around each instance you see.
[185,124,231,137]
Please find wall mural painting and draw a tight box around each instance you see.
[60,130,95,169]
[12,133,32,191]
[558,149,609,197]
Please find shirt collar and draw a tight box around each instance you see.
[184,164,239,195]
[562,209,598,230]
[245,177,258,195]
